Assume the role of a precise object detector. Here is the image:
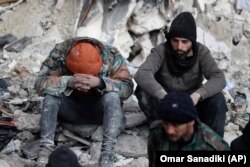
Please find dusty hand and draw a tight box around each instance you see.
[67,76,78,89]
[190,92,201,106]
[70,74,100,93]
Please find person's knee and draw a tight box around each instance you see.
[209,92,228,111]
[101,92,121,105]
[212,92,226,103]
[42,95,61,115]
[43,95,61,106]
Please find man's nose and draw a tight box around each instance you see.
[177,42,183,50]
[166,125,175,135]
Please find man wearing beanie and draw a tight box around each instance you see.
[46,146,82,167]
[135,12,228,137]
[148,91,230,167]
[34,37,133,167]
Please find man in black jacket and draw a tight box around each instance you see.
[230,120,250,150]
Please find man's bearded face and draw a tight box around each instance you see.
[170,37,192,61]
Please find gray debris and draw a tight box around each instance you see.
[62,123,98,138]
[16,131,34,142]
[14,111,40,133]
[125,112,147,129]
[0,77,12,90]
[0,34,17,48]
[21,139,40,160]
[91,126,103,142]
[5,36,32,53]
[115,134,147,158]
[123,157,149,167]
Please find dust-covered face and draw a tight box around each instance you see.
[161,120,195,142]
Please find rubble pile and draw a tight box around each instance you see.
[0,0,249,166]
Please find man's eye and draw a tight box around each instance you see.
[173,124,179,127]
[182,41,188,44]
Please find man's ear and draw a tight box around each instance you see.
[190,120,195,126]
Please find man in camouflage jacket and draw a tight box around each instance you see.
[148,91,230,167]
[34,37,133,167]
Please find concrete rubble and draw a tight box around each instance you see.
[0,0,249,166]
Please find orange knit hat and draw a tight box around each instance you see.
[66,42,102,75]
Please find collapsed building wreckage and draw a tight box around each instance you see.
[0,0,250,166]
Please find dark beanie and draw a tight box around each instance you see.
[157,91,198,124]
[46,146,82,167]
[165,12,197,43]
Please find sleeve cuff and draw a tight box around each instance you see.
[95,77,106,95]
[156,89,167,100]
[195,87,209,100]
[61,76,73,96]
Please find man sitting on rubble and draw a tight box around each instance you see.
[134,12,228,137]
[148,91,230,167]
[34,37,134,167]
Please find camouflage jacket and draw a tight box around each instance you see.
[34,37,134,100]
[148,120,230,167]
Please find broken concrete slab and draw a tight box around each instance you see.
[234,117,248,129]
[125,112,147,129]
[79,152,97,167]
[69,146,85,158]
[128,1,166,35]
[4,36,32,53]
[21,139,40,160]
[55,133,69,143]
[115,134,147,158]
[137,125,149,140]
[76,2,103,40]
[224,122,240,132]
[0,159,10,167]
[127,41,142,62]
[0,77,12,90]
[0,34,17,48]
[115,157,134,167]
[91,126,103,142]
[122,157,149,167]
[102,0,134,33]
[14,111,40,133]
[131,33,154,66]
[102,0,136,58]
[89,142,102,162]
[197,27,231,62]
[62,123,98,138]
[232,91,247,113]
[16,131,34,142]
[0,153,34,167]
[224,131,242,145]
[1,139,21,155]
[123,95,140,113]
[112,29,134,59]
[63,129,91,146]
